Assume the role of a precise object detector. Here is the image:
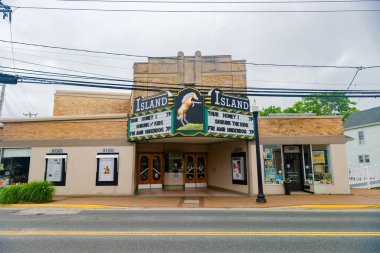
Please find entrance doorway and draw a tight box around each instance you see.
[184,153,207,187]
[283,146,304,191]
[137,153,164,189]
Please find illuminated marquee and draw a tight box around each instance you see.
[128,88,254,141]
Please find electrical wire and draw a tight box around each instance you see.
[1,39,379,70]
[56,0,380,3]
[9,5,380,13]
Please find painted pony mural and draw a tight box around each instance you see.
[174,88,204,131]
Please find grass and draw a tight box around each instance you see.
[0,181,55,204]
[177,123,203,131]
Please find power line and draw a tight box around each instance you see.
[1,39,379,70]
[56,0,380,3]
[346,67,362,91]
[9,5,380,13]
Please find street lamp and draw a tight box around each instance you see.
[251,104,267,203]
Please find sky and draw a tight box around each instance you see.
[0,0,379,117]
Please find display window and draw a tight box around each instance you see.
[0,148,31,186]
[96,153,119,186]
[45,154,67,186]
[311,145,332,184]
[263,145,283,185]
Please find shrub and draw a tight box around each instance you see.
[0,181,55,204]
[19,181,55,203]
[0,185,22,204]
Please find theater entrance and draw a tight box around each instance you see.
[136,152,207,190]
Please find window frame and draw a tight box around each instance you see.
[96,153,119,186]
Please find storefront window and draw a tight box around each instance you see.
[0,148,31,187]
[263,145,283,185]
[312,145,332,184]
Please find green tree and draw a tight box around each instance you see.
[259,105,283,116]
[283,93,359,120]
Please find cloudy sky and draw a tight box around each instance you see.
[0,0,379,117]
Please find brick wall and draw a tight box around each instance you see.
[259,117,344,137]
[1,120,127,140]
[53,93,131,116]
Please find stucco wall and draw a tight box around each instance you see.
[207,140,249,194]
[29,145,136,196]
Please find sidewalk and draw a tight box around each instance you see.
[5,188,378,209]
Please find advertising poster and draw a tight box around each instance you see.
[46,158,63,182]
[312,151,325,164]
[232,157,245,181]
[174,88,204,131]
[98,157,114,182]
[265,168,277,184]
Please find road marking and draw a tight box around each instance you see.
[0,231,379,237]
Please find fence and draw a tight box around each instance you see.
[348,164,380,189]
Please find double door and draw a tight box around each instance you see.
[137,153,164,188]
[184,153,207,186]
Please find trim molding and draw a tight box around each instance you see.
[0,138,132,148]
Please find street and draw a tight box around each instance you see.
[0,208,379,252]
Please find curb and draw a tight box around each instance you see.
[0,204,130,209]
[291,204,380,209]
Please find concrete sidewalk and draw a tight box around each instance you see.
[11,188,376,209]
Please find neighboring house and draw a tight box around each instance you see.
[344,106,380,167]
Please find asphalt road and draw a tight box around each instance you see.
[0,208,379,253]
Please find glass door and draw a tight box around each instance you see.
[283,148,304,191]
[184,153,207,186]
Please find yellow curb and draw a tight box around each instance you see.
[293,204,380,209]
[0,204,129,209]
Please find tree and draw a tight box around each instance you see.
[283,93,359,120]
[259,105,283,116]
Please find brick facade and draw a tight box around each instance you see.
[53,91,131,116]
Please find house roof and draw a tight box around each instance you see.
[344,106,380,129]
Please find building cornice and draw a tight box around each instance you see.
[0,114,128,124]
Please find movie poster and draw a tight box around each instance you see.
[232,157,245,181]
[46,158,63,182]
[98,157,114,182]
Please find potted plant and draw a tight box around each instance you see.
[284,178,291,195]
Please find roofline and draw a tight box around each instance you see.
[344,121,380,130]
[55,90,131,100]
[0,114,128,123]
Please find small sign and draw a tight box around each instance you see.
[102,148,115,153]
[133,91,170,113]
[51,148,63,153]
[209,89,250,112]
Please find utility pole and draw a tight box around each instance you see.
[23,112,38,118]
[0,1,12,118]
[0,73,17,118]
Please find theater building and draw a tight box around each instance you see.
[0,52,350,196]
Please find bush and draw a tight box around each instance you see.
[0,181,55,204]
[0,185,22,204]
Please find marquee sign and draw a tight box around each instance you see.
[128,88,255,141]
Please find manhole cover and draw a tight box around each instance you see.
[14,210,80,216]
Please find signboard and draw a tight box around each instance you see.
[312,151,325,164]
[129,111,172,139]
[209,89,250,112]
[46,158,63,182]
[207,110,254,136]
[128,87,255,141]
[98,157,115,182]
[133,91,170,113]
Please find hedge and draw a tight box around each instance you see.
[0,181,55,204]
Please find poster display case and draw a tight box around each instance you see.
[45,153,67,186]
[263,145,283,185]
[231,152,247,185]
[96,153,119,186]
